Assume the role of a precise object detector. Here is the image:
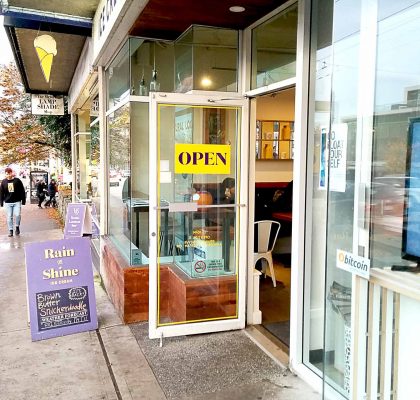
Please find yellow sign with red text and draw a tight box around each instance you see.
[175,144,231,174]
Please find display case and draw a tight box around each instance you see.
[256,120,294,160]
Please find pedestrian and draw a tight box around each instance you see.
[45,179,57,208]
[36,179,47,208]
[0,167,27,237]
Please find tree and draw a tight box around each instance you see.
[38,106,72,167]
[0,62,71,166]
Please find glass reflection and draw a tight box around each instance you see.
[157,104,240,326]
[251,4,298,89]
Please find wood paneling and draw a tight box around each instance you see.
[102,239,237,325]
[130,0,287,40]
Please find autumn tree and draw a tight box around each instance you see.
[0,62,71,166]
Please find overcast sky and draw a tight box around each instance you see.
[0,16,15,65]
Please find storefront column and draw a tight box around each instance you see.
[98,65,108,235]
[71,113,77,202]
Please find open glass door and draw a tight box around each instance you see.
[149,92,248,339]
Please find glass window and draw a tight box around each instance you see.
[75,132,91,201]
[251,3,298,90]
[108,101,150,266]
[156,103,240,326]
[306,0,362,396]
[90,117,101,249]
[370,2,420,269]
[108,103,131,258]
[322,0,361,395]
[175,26,239,92]
[307,0,420,398]
[303,0,333,378]
[130,38,175,96]
[129,101,150,265]
[107,41,130,109]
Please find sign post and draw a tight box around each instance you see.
[25,237,98,341]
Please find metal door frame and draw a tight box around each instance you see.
[148,91,249,339]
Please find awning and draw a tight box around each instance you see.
[1,1,98,94]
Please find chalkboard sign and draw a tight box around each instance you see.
[25,237,98,341]
[36,286,92,332]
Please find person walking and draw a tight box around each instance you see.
[44,179,57,208]
[0,167,27,237]
[36,179,47,208]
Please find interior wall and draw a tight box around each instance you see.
[255,87,295,182]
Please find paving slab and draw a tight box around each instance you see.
[0,203,321,400]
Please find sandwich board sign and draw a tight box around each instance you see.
[64,203,92,239]
[25,237,98,341]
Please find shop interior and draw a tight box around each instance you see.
[253,87,295,350]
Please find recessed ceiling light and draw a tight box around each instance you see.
[229,6,246,13]
[201,77,212,88]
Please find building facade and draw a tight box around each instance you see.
[2,0,420,398]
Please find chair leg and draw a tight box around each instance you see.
[267,254,276,287]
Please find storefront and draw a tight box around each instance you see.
[3,0,420,399]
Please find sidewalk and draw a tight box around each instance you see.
[0,204,320,400]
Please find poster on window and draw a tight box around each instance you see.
[329,124,347,192]
[319,127,328,189]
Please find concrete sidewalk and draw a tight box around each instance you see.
[0,204,320,400]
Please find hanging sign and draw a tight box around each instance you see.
[64,203,92,239]
[90,99,99,117]
[336,249,370,279]
[25,237,98,341]
[175,144,231,174]
[31,94,64,115]
[329,123,347,192]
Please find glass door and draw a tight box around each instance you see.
[149,92,248,339]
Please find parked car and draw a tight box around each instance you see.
[109,170,120,186]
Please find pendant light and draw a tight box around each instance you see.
[149,42,160,92]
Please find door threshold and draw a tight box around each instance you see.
[245,325,289,368]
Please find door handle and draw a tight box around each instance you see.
[151,232,156,237]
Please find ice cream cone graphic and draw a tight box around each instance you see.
[34,35,57,83]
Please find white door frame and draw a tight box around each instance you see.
[148,91,249,339]
[243,0,324,393]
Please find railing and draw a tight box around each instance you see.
[352,269,420,400]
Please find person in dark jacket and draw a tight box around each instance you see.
[44,179,57,208]
[0,167,26,237]
[36,179,47,208]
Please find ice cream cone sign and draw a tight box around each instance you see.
[34,35,57,83]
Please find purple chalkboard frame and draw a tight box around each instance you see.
[25,237,98,341]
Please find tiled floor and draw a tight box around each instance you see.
[259,255,291,345]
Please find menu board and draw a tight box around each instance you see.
[36,287,92,332]
[25,237,98,341]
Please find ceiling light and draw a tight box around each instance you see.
[229,6,246,13]
[201,77,212,88]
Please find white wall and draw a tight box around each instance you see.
[255,87,295,182]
